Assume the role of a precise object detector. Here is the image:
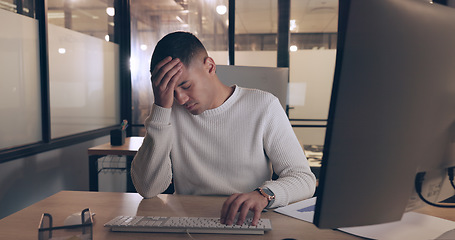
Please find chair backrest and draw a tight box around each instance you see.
[216,65,289,110]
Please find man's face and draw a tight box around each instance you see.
[173,58,216,115]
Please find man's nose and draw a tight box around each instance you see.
[174,90,189,105]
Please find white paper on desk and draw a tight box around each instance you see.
[339,212,455,240]
[274,197,316,223]
[275,197,455,240]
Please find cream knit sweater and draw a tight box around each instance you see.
[131,86,316,208]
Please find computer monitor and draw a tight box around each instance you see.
[314,0,455,229]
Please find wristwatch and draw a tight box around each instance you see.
[256,187,275,208]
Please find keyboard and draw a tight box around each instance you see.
[104,216,272,235]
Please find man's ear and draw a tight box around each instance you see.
[204,57,216,75]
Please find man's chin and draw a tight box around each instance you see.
[189,109,203,115]
[186,103,203,115]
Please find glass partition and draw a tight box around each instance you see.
[0,9,41,149]
[47,0,114,41]
[288,0,338,146]
[0,0,35,18]
[47,0,120,138]
[235,0,277,67]
[130,0,229,135]
[128,0,339,145]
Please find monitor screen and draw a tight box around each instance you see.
[314,0,455,229]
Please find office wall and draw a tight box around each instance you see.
[0,136,109,219]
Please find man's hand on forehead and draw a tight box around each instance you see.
[150,56,183,108]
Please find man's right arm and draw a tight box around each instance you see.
[131,104,173,198]
[131,57,183,198]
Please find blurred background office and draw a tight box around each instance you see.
[0,0,338,219]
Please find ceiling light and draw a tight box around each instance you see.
[106,7,115,17]
[290,45,298,52]
[140,44,148,51]
[176,16,185,23]
[48,12,64,19]
[105,35,110,42]
[216,5,227,15]
[58,48,66,54]
[290,19,297,31]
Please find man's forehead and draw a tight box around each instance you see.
[175,56,204,86]
[176,65,190,86]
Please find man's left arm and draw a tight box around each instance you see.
[220,98,316,225]
[260,98,317,208]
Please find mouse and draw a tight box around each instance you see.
[63,212,95,226]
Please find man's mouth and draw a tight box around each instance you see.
[185,103,196,110]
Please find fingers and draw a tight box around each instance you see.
[150,56,171,81]
[236,201,253,225]
[150,57,183,108]
[151,57,182,87]
[251,207,262,226]
[220,193,239,224]
[235,197,263,226]
[220,192,267,226]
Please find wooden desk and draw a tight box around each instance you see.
[2,191,454,240]
[0,191,366,240]
[88,137,144,192]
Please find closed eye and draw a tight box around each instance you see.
[178,80,191,90]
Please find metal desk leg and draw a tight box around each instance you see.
[126,156,136,193]
[126,156,136,192]
[89,155,103,191]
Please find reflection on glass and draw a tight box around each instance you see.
[0,9,41,149]
[0,0,35,18]
[47,0,120,138]
[129,0,339,143]
[47,0,114,42]
[289,0,338,145]
[130,0,228,135]
[234,0,277,67]
[48,24,120,138]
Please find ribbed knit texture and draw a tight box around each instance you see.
[131,86,316,208]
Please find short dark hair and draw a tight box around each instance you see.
[150,31,207,73]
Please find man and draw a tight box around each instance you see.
[131,31,316,226]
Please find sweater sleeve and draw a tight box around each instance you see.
[131,104,173,198]
[261,99,317,208]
